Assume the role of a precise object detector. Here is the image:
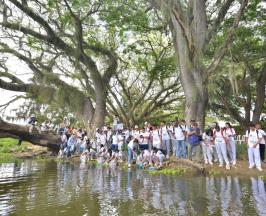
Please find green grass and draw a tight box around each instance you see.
[0,138,30,163]
[148,168,187,175]
[208,170,221,176]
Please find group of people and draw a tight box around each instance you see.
[54,116,265,171]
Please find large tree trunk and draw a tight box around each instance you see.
[85,90,107,138]
[171,13,208,129]
[252,64,266,123]
[0,118,60,150]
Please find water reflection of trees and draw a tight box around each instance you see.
[1,162,266,215]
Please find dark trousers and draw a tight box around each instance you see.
[259,144,265,161]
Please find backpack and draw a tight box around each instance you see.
[188,127,201,146]
[214,129,227,143]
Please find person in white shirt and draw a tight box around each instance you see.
[117,130,124,151]
[152,126,161,150]
[132,125,140,140]
[137,149,151,166]
[95,128,101,146]
[202,129,214,165]
[123,128,130,142]
[106,127,113,149]
[139,129,150,151]
[256,123,266,163]
[127,138,139,167]
[111,132,118,151]
[214,126,230,170]
[100,131,107,147]
[160,122,171,159]
[224,122,237,165]
[113,115,119,131]
[173,120,186,159]
[245,123,263,171]
[150,147,165,167]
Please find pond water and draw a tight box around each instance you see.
[0,160,265,216]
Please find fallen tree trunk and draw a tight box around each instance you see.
[0,118,60,150]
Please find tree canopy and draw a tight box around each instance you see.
[0,0,265,135]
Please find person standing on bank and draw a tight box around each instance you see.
[224,122,237,165]
[187,121,201,162]
[245,123,263,171]
[173,120,186,159]
[160,122,171,159]
[213,126,230,170]
[255,123,266,163]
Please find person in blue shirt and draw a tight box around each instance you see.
[66,131,78,157]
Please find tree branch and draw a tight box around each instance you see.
[207,0,248,74]
[206,0,235,44]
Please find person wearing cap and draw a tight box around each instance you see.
[28,114,41,134]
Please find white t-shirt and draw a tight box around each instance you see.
[132,130,140,139]
[156,150,165,158]
[128,140,135,150]
[225,128,236,140]
[118,134,124,145]
[100,134,106,145]
[214,131,227,144]
[96,132,101,143]
[107,131,112,142]
[174,125,185,140]
[202,133,212,145]
[112,134,118,144]
[258,129,266,144]
[161,126,170,140]
[143,131,150,144]
[245,130,263,148]
[143,149,151,157]
[152,130,161,149]
[124,130,130,141]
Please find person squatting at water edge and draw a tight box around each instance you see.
[55,117,266,172]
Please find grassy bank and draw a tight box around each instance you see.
[0,138,30,163]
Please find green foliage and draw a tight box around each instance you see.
[0,138,30,163]
[0,138,28,153]
[208,170,221,176]
[236,144,248,160]
[148,168,186,175]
